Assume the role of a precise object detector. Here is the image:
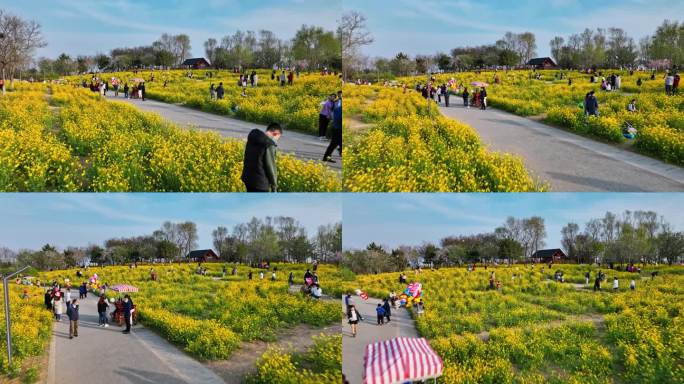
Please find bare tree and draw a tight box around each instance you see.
[0,10,46,93]
[561,222,580,262]
[338,11,374,79]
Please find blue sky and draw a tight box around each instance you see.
[0,194,342,251]
[343,193,684,250]
[344,0,683,58]
[3,0,341,58]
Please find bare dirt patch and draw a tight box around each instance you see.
[205,323,341,384]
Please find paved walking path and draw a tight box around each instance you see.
[439,103,684,191]
[104,94,341,169]
[342,295,418,384]
[47,293,224,384]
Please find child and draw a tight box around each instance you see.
[630,279,636,290]
[376,304,385,325]
[347,305,362,337]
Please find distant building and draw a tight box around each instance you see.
[187,249,219,262]
[532,248,567,264]
[181,58,211,69]
[527,57,557,69]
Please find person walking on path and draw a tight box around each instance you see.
[382,298,391,323]
[122,295,133,334]
[65,288,72,303]
[140,82,146,101]
[347,304,363,337]
[66,299,79,339]
[462,87,469,108]
[319,94,335,140]
[344,293,353,311]
[585,271,591,285]
[241,123,282,192]
[376,303,385,325]
[442,84,450,107]
[584,91,599,116]
[123,83,129,99]
[97,295,110,327]
[323,93,342,162]
[44,289,52,310]
[79,283,87,299]
[480,88,487,110]
[53,295,63,321]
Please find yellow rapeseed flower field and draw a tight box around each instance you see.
[0,83,341,191]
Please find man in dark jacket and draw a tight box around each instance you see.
[123,295,133,334]
[584,91,599,116]
[323,94,342,162]
[216,82,225,100]
[382,298,392,323]
[66,299,79,339]
[241,123,282,192]
[480,88,487,110]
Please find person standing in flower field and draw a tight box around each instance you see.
[612,277,619,291]
[594,275,601,291]
[280,71,287,86]
[630,279,636,290]
[673,73,680,95]
[216,82,225,100]
[66,299,79,339]
[584,91,599,117]
[665,72,674,95]
[241,123,282,192]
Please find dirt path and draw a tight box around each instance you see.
[476,313,605,342]
[206,323,340,384]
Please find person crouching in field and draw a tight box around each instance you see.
[241,123,282,192]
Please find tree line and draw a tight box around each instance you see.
[0,9,342,82]
[342,210,684,274]
[340,10,684,80]
[1,217,341,270]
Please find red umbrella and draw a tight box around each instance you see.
[111,284,139,293]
